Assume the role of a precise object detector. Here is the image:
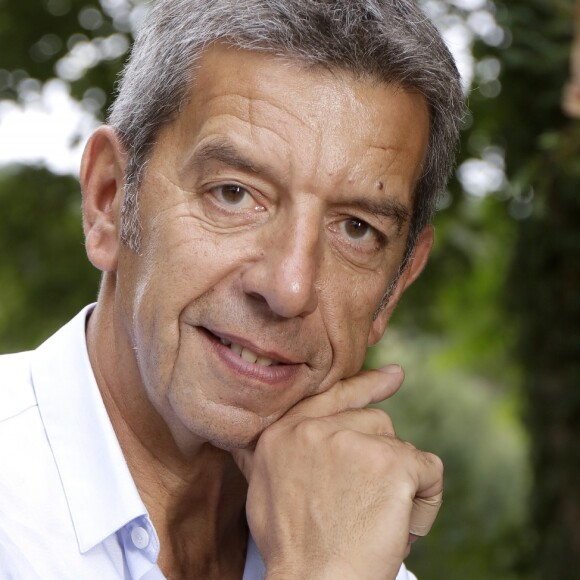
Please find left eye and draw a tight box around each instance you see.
[342,218,373,240]
[211,184,254,207]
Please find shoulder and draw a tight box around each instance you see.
[0,350,37,423]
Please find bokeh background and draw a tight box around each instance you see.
[1,1,579,578]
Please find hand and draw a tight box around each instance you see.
[232,366,443,580]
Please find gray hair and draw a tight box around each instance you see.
[109,0,464,259]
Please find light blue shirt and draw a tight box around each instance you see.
[0,306,415,579]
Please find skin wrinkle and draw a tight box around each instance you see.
[177,81,414,237]
[91,46,430,471]
[111,1,465,259]
[184,137,409,237]
[192,138,409,236]
[150,172,264,237]
[186,136,290,194]
[151,55,420,337]
[78,2,463,572]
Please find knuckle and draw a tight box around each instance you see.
[328,429,371,463]
[328,427,355,452]
[362,407,396,435]
[424,452,444,477]
[293,418,327,444]
[367,407,387,418]
[367,407,390,423]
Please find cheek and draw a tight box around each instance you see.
[321,275,384,378]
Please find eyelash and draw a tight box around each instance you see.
[330,218,388,254]
[207,183,265,212]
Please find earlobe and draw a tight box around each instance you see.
[81,126,127,272]
[366,226,434,346]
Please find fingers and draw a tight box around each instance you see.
[317,407,396,436]
[232,407,397,481]
[287,365,404,420]
[233,364,405,483]
[355,434,443,537]
[409,492,443,536]
[409,451,444,536]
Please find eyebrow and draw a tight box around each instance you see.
[348,197,410,235]
[190,138,264,175]
[190,137,410,233]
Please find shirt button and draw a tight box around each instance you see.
[131,526,150,550]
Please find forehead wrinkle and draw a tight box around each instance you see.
[189,133,290,188]
[245,93,315,136]
[243,94,325,185]
[190,137,261,174]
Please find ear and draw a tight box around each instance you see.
[81,126,127,272]
[367,225,434,346]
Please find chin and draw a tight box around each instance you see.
[175,401,276,451]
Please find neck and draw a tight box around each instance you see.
[86,295,249,579]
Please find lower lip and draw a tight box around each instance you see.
[200,328,301,386]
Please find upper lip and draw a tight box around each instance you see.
[204,327,300,365]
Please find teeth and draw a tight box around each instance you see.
[256,356,274,367]
[241,348,258,363]
[220,337,276,366]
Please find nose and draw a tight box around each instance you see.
[241,212,321,319]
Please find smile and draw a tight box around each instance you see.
[218,337,279,367]
[196,326,302,386]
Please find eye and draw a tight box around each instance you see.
[330,216,387,258]
[210,184,256,208]
[342,218,372,240]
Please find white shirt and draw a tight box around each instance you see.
[0,306,416,579]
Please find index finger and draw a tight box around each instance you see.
[286,365,404,420]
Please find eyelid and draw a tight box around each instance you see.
[343,216,388,244]
[206,182,267,214]
[328,218,388,258]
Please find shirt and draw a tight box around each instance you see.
[0,305,416,579]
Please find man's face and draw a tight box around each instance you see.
[113,46,430,450]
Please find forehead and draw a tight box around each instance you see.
[154,45,429,205]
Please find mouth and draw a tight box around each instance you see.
[216,336,280,367]
[200,327,297,368]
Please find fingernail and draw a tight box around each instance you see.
[379,364,403,374]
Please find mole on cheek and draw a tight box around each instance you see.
[376,181,384,191]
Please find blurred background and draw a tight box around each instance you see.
[0,0,579,578]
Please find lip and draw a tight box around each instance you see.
[203,327,299,365]
[199,327,302,385]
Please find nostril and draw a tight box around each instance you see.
[246,290,268,305]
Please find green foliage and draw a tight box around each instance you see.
[0,165,100,352]
[368,332,530,580]
[0,0,130,351]
[0,0,131,114]
[469,1,580,577]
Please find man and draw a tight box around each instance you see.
[0,0,463,578]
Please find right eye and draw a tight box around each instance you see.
[210,184,256,209]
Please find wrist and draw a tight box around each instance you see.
[265,561,364,580]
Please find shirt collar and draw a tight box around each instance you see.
[30,305,148,554]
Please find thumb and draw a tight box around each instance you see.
[286,365,405,420]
